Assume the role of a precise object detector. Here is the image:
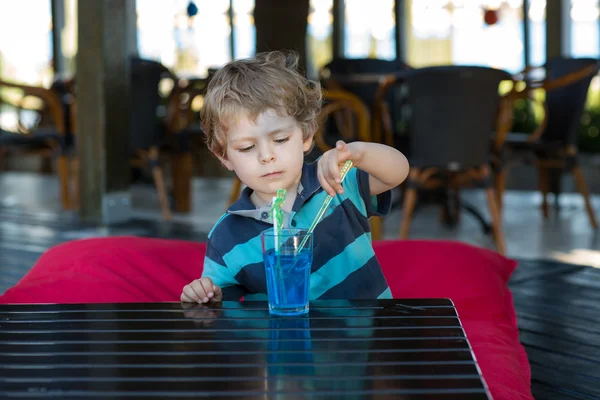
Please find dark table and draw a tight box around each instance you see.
[0,299,491,399]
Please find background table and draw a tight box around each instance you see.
[0,299,491,399]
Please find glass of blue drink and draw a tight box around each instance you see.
[261,229,313,316]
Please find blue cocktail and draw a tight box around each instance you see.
[261,229,313,316]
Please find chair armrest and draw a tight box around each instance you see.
[314,89,371,153]
[0,79,66,135]
[165,78,209,135]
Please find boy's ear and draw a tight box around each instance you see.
[215,152,234,171]
[303,129,315,152]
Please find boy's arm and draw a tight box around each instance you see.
[200,241,247,301]
[348,142,409,196]
[201,257,247,300]
[318,140,409,198]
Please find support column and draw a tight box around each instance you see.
[75,0,136,224]
[546,0,571,60]
[522,0,530,69]
[254,0,310,73]
[51,0,66,75]
[394,0,406,64]
[332,0,345,59]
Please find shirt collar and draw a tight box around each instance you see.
[226,161,322,222]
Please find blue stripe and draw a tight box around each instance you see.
[356,169,392,217]
[201,256,239,288]
[309,233,376,299]
[292,168,366,226]
[214,215,268,259]
[377,287,393,299]
[243,293,268,301]
[320,255,389,299]
[309,199,371,274]
[293,189,329,226]
[222,235,264,277]
[340,168,368,217]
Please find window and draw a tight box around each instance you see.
[344,0,395,60]
[307,0,333,77]
[406,0,526,73]
[570,0,599,58]
[137,0,232,77]
[0,0,53,132]
[0,0,53,85]
[528,0,546,67]
[232,0,255,59]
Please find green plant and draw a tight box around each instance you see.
[511,97,538,134]
[578,107,600,154]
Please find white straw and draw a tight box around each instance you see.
[272,196,279,253]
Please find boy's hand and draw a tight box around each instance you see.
[318,140,363,197]
[181,277,223,304]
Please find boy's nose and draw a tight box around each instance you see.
[258,145,275,163]
[259,153,275,164]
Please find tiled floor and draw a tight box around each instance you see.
[2,171,600,261]
[135,175,600,262]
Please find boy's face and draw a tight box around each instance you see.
[218,108,313,205]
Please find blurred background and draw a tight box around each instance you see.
[1,0,600,261]
[2,3,600,398]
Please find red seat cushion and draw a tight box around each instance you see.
[0,237,532,400]
[0,236,206,304]
[373,240,532,400]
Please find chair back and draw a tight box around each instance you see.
[307,89,371,162]
[542,57,598,146]
[321,58,408,109]
[401,66,512,169]
[130,57,174,152]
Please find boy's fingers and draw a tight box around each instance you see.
[189,280,208,302]
[318,162,336,197]
[198,279,214,303]
[328,158,344,193]
[180,291,194,303]
[335,141,352,165]
[211,285,223,301]
[182,284,200,302]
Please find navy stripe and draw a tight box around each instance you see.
[319,255,389,300]
[310,198,371,274]
[221,285,248,301]
[212,215,269,257]
[234,261,267,295]
[298,161,321,196]
[356,169,392,217]
[205,240,226,265]
[227,186,255,212]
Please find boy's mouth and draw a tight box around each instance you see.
[262,171,283,178]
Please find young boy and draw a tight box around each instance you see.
[181,51,409,304]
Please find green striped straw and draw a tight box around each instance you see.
[298,160,353,252]
[271,188,287,254]
[270,188,287,304]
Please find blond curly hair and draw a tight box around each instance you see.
[201,50,322,158]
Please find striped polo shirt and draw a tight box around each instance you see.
[201,161,392,301]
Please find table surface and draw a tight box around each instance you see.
[0,299,491,399]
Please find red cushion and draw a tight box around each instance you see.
[0,237,532,400]
[373,240,532,400]
[0,236,206,304]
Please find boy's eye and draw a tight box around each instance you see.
[238,145,254,152]
[274,137,289,144]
